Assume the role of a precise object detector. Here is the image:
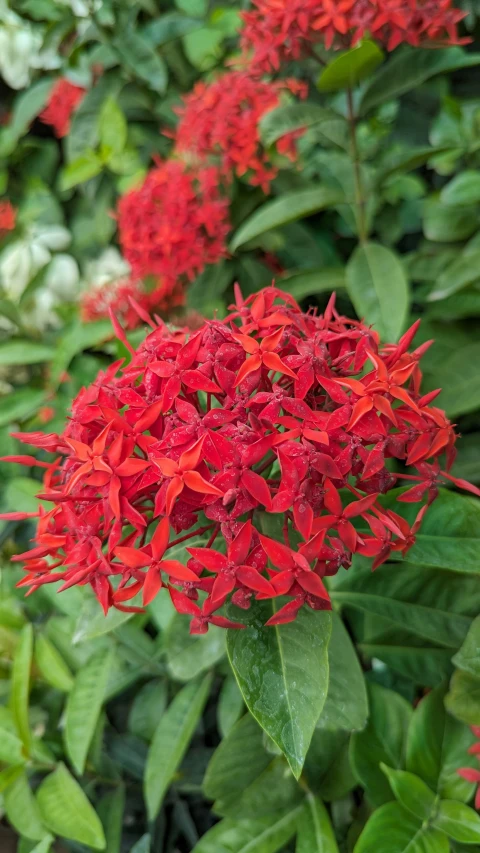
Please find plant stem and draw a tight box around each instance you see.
[346,86,367,244]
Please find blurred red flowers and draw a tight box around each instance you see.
[117,160,230,285]
[81,276,185,330]
[241,0,469,72]
[175,71,307,192]
[40,79,86,138]
[3,286,479,631]
[458,726,480,810]
[0,200,16,237]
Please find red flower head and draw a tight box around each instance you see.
[40,79,86,138]
[0,200,16,237]
[2,286,479,632]
[81,275,186,329]
[117,160,230,284]
[458,726,480,810]
[241,0,469,73]
[174,71,308,192]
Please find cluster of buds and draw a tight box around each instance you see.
[2,287,478,632]
[241,0,469,71]
[39,79,86,138]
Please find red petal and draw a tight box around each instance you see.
[183,470,224,496]
[115,546,149,569]
[150,516,170,560]
[259,535,295,571]
[186,547,228,572]
[236,565,275,596]
[143,566,163,605]
[228,520,253,565]
[266,598,302,625]
[241,469,272,509]
[160,559,199,581]
[297,571,330,601]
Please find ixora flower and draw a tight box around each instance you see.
[81,276,185,329]
[241,0,469,73]
[117,160,230,285]
[174,71,308,192]
[40,78,86,138]
[458,726,480,810]
[2,287,479,632]
[0,199,16,237]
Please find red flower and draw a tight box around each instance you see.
[174,71,307,192]
[0,200,16,237]
[240,0,469,73]
[458,727,480,810]
[117,160,230,284]
[40,79,86,138]
[81,275,185,329]
[2,286,479,633]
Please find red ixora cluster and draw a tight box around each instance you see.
[39,79,86,138]
[458,727,480,810]
[174,71,307,193]
[2,287,479,632]
[0,200,16,237]
[117,160,230,286]
[241,0,469,70]
[81,277,185,330]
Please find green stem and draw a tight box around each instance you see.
[346,87,367,244]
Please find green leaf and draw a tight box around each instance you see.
[145,673,212,819]
[358,645,452,688]
[453,615,480,678]
[296,795,339,853]
[378,147,452,182]
[354,802,449,853]
[318,41,384,92]
[131,836,150,853]
[381,764,436,821]
[361,47,480,113]
[7,79,54,142]
[350,682,412,807]
[304,728,356,801]
[423,197,478,242]
[407,686,476,802]
[48,319,111,389]
[0,726,24,765]
[445,670,480,726]
[217,675,244,739]
[98,785,125,853]
[165,613,226,681]
[128,679,167,742]
[0,388,46,428]
[260,103,348,148]
[23,837,55,853]
[10,624,33,752]
[65,648,112,775]
[346,242,409,342]
[59,151,103,191]
[191,807,303,853]
[432,343,480,418]
[37,763,106,850]
[317,613,368,732]
[441,171,480,206]
[98,97,127,157]
[203,714,271,806]
[66,75,123,164]
[2,478,44,515]
[4,771,47,842]
[230,188,342,252]
[35,634,74,692]
[227,601,331,779]
[0,340,55,366]
[143,13,202,46]
[114,33,168,93]
[183,27,224,70]
[428,250,480,301]
[279,268,346,302]
[433,801,480,843]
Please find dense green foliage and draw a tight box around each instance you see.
[1,0,480,850]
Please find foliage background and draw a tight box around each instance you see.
[1,0,480,850]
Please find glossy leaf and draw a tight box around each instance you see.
[65,647,112,775]
[296,795,339,853]
[128,679,168,742]
[98,784,125,853]
[433,801,480,843]
[453,615,480,679]
[279,268,346,302]
[423,197,478,242]
[165,614,226,681]
[433,343,480,417]
[318,41,384,92]
[350,682,412,807]
[441,171,480,206]
[230,188,342,251]
[428,250,480,301]
[145,673,212,819]
[407,685,476,801]
[317,613,368,732]
[227,601,332,779]
[113,33,168,93]
[3,771,47,842]
[260,103,348,149]
[381,764,436,820]
[0,340,55,365]
[37,763,106,850]
[0,726,24,765]
[346,242,409,342]
[191,807,303,853]
[35,633,73,692]
[217,675,244,738]
[59,151,103,190]
[10,624,33,752]
[354,802,449,853]
[361,47,480,113]
[203,714,271,805]
[98,97,127,157]
[445,670,480,726]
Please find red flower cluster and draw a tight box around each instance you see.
[40,79,86,138]
[2,287,479,631]
[175,72,307,192]
[241,0,468,71]
[81,276,185,330]
[117,160,230,285]
[0,200,16,237]
[458,727,480,810]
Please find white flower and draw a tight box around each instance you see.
[84,247,131,289]
[30,224,71,252]
[23,289,61,331]
[0,23,42,89]
[45,254,80,300]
